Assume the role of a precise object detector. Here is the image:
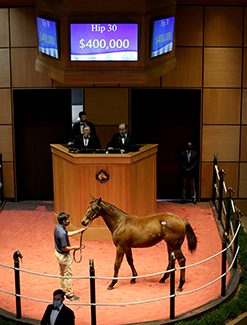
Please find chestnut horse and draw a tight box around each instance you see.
[81,197,197,291]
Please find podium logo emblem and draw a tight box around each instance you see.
[95,169,110,184]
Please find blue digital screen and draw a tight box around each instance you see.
[70,23,138,61]
[151,16,175,58]
[37,17,59,59]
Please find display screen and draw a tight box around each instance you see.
[151,16,175,58]
[70,23,138,61]
[37,17,59,59]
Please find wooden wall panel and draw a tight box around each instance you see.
[0,9,9,48]
[96,125,120,149]
[10,7,37,47]
[0,2,246,200]
[201,162,213,198]
[122,76,161,87]
[241,126,247,161]
[77,164,131,223]
[202,125,240,162]
[0,49,10,87]
[242,89,247,124]
[239,163,247,198]
[53,80,94,88]
[204,48,242,88]
[201,162,239,198]
[0,125,13,161]
[130,153,157,215]
[2,162,14,198]
[244,7,247,47]
[176,6,203,46]
[52,154,78,223]
[162,47,202,87]
[243,49,247,88]
[0,89,11,124]
[11,48,52,87]
[217,162,239,197]
[84,88,128,125]
[203,89,241,124]
[204,6,243,47]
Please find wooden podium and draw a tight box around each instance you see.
[51,144,158,240]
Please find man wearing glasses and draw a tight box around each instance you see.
[107,122,135,153]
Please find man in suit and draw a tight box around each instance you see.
[68,111,96,144]
[107,122,135,153]
[74,125,101,151]
[40,289,75,325]
[179,139,198,204]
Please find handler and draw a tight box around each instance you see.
[54,212,85,301]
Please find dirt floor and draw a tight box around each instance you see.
[0,200,229,325]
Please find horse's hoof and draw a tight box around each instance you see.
[176,286,183,292]
[130,279,136,284]
[107,286,114,290]
[159,279,165,283]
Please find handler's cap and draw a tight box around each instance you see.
[57,212,70,222]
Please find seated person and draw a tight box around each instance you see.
[107,122,135,153]
[74,125,101,151]
[68,111,96,145]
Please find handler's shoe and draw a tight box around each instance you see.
[65,295,80,301]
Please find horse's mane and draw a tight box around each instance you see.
[90,198,128,216]
[103,200,128,215]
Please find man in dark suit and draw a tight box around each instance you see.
[74,125,101,151]
[40,289,75,325]
[68,111,96,144]
[107,122,135,153]
[179,139,198,204]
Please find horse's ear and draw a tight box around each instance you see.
[98,197,102,204]
[91,194,95,200]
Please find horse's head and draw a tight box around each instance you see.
[81,197,102,226]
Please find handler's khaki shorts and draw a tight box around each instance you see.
[55,250,73,296]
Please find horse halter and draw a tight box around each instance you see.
[74,201,101,263]
[84,204,101,224]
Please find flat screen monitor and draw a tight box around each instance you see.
[151,16,175,58]
[37,17,59,59]
[70,23,138,61]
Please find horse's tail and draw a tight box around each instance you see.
[184,220,197,253]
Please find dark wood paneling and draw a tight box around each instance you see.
[131,89,201,199]
[14,89,72,200]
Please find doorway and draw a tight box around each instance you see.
[14,89,72,200]
[131,89,201,200]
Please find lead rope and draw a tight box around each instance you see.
[73,208,101,263]
[73,228,86,263]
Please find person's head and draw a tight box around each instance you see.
[53,289,65,307]
[185,137,193,150]
[57,212,70,227]
[83,125,91,136]
[118,123,128,136]
[186,141,192,149]
[79,111,87,122]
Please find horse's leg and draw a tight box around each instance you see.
[125,248,138,284]
[159,246,171,283]
[175,249,186,291]
[108,246,125,290]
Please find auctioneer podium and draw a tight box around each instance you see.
[51,144,158,240]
